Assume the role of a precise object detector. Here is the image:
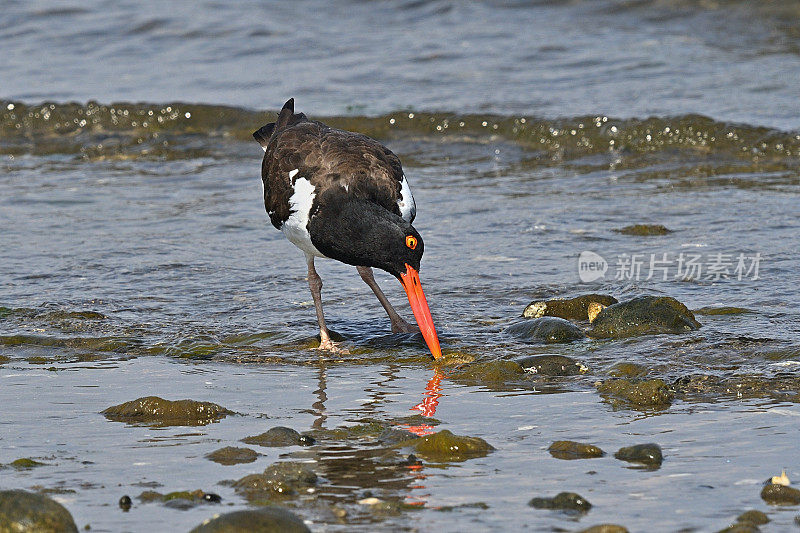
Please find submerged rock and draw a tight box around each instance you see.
[0,489,78,533]
[189,507,310,533]
[8,458,46,469]
[505,317,587,343]
[548,440,605,460]
[398,429,493,462]
[614,443,663,467]
[136,489,221,509]
[529,491,592,514]
[588,296,700,339]
[516,354,587,376]
[716,524,760,533]
[761,483,800,505]
[523,294,618,321]
[451,360,525,382]
[614,224,673,236]
[597,379,673,409]
[694,306,752,316]
[736,510,769,525]
[377,428,417,445]
[241,427,315,447]
[578,526,629,533]
[102,396,233,426]
[206,446,259,465]
[233,461,317,501]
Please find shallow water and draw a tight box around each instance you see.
[2,0,800,531]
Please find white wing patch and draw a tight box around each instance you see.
[282,177,326,258]
[397,175,416,222]
[289,168,299,179]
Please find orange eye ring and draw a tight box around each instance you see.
[405,235,417,250]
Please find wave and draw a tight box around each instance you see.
[2,100,800,164]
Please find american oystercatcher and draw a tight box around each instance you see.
[253,99,442,359]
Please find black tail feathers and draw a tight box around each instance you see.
[252,98,307,149]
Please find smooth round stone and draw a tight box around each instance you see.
[548,440,605,460]
[614,443,663,467]
[529,491,592,513]
[241,426,315,447]
[505,317,587,343]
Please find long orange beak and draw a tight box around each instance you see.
[399,264,442,359]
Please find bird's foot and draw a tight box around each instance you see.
[391,318,420,334]
[317,332,349,354]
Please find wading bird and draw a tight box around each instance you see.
[253,99,441,358]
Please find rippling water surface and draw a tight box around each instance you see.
[1,1,799,531]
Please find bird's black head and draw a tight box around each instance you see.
[309,197,424,278]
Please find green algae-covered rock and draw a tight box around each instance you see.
[614,224,673,236]
[505,317,587,343]
[0,489,78,533]
[614,443,663,467]
[761,483,800,505]
[588,296,700,339]
[190,507,310,533]
[399,430,493,462]
[523,294,618,320]
[516,355,587,376]
[241,426,315,447]
[548,440,605,460]
[102,396,233,426]
[597,379,673,408]
[9,458,46,469]
[529,491,592,513]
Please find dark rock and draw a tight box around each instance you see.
[529,491,592,514]
[505,317,587,343]
[736,510,769,525]
[761,483,800,505]
[588,296,701,339]
[242,427,312,447]
[205,446,259,465]
[119,495,132,511]
[397,429,494,462]
[102,396,233,427]
[516,354,587,376]
[614,224,673,236]
[578,526,629,533]
[0,489,78,533]
[597,379,673,408]
[189,507,310,533]
[614,443,663,467]
[377,428,417,445]
[548,440,605,460]
[523,294,618,320]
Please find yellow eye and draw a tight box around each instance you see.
[405,235,417,249]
